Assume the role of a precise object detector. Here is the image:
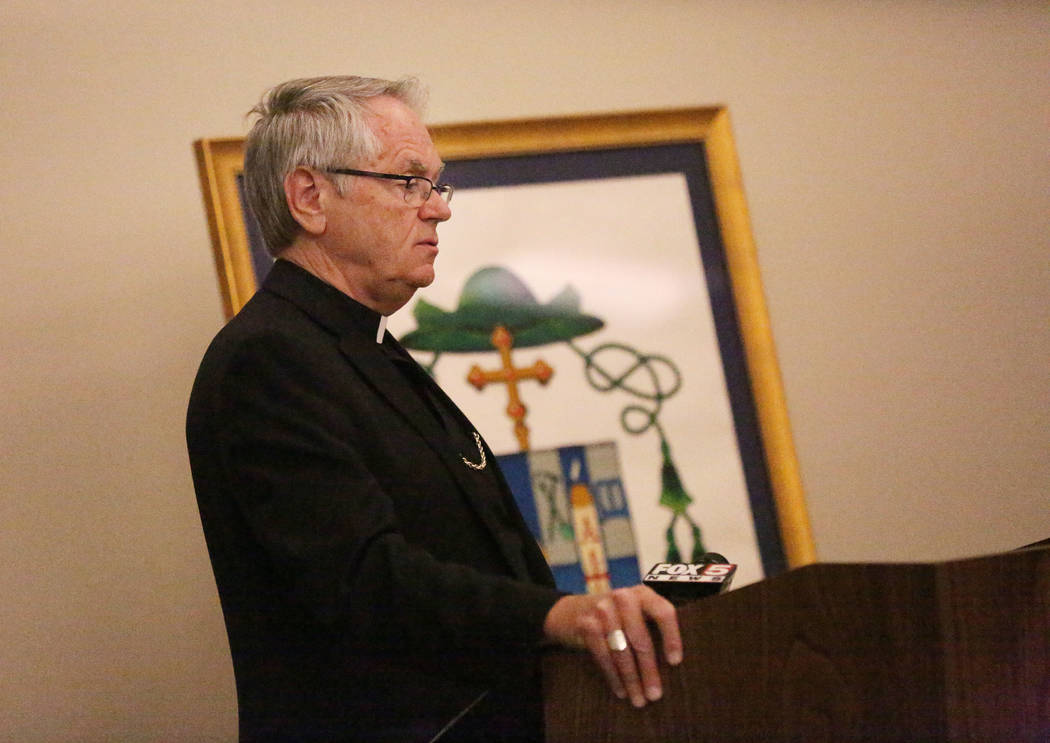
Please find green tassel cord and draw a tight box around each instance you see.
[658,434,706,562]
[570,339,708,563]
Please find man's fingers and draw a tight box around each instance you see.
[606,631,647,707]
[592,597,648,707]
[639,588,684,665]
[579,616,626,700]
[614,590,665,703]
[543,588,684,708]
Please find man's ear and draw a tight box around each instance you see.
[284,167,328,236]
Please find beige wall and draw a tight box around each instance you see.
[2,1,1046,739]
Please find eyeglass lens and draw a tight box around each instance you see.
[405,177,452,205]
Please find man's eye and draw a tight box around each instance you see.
[404,178,423,193]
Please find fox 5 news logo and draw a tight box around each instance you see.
[645,562,735,583]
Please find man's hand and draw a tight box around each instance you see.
[542,586,682,708]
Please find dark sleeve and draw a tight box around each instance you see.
[209,331,562,669]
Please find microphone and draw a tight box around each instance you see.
[642,553,737,605]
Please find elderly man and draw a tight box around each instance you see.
[187,75,681,742]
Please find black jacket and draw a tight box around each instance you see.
[187,260,560,742]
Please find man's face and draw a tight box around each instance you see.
[323,96,452,314]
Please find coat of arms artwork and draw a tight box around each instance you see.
[399,264,707,593]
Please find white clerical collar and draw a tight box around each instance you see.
[376,315,388,344]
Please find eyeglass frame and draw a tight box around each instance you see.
[325,168,454,206]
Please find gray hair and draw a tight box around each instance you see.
[243,75,427,256]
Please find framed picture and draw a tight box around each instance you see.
[194,107,815,589]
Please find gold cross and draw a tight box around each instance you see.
[466,325,553,451]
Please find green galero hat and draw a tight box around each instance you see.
[400,265,605,352]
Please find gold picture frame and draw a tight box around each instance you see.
[194,107,816,570]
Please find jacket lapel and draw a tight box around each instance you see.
[340,337,535,581]
[261,261,535,581]
[344,335,537,579]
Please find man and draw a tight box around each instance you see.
[187,76,681,742]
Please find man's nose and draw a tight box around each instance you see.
[420,190,452,222]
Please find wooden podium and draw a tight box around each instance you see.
[542,547,1049,742]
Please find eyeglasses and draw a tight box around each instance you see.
[326,168,454,207]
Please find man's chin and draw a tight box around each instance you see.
[382,271,434,312]
[410,267,436,289]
